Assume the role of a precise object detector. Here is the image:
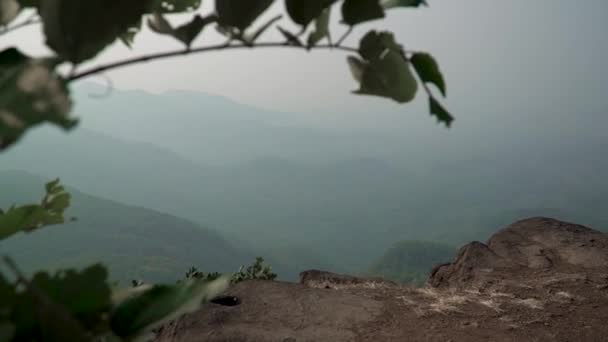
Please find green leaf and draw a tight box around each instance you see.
[307,7,331,48]
[285,0,336,28]
[429,96,453,127]
[148,12,173,34]
[349,52,418,103]
[149,13,215,47]
[0,0,21,25]
[349,30,417,103]
[381,0,427,9]
[40,0,151,63]
[410,52,446,96]
[31,265,112,329]
[119,19,142,49]
[173,15,213,47]
[16,0,37,8]
[0,48,76,150]
[341,0,384,26]
[110,277,229,338]
[216,0,274,31]
[347,56,364,82]
[0,178,71,241]
[358,30,402,61]
[44,178,61,193]
[152,0,202,13]
[11,264,110,341]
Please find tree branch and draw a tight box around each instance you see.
[68,42,360,82]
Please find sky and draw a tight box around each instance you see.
[2,0,607,129]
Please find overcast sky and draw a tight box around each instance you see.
[2,0,607,131]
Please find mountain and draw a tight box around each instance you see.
[2,85,608,276]
[71,83,413,165]
[0,170,254,283]
[366,240,456,286]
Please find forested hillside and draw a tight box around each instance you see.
[366,240,456,286]
[0,170,257,283]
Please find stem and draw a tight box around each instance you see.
[0,14,40,36]
[335,27,353,47]
[69,42,359,82]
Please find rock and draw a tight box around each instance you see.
[428,217,608,288]
[300,269,398,289]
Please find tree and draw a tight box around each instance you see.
[0,0,453,340]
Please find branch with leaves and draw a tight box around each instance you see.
[0,1,450,340]
[0,0,452,152]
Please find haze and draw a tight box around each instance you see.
[1,0,607,283]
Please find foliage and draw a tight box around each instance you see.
[0,1,450,340]
[0,0,452,150]
[181,257,277,284]
[0,181,229,341]
[0,259,229,342]
[0,178,71,241]
[232,257,277,283]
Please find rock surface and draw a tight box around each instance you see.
[155,217,608,342]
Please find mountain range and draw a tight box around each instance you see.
[1,83,607,278]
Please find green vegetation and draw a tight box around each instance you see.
[182,257,277,284]
[366,240,455,286]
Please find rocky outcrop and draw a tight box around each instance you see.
[428,217,608,288]
[155,217,608,342]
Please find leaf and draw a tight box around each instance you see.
[307,7,331,48]
[341,0,384,26]
[429,96,453,127]
[285,0,336,28]
[0,178,71,241]
[381,0,427,9]
[349,30,417,103]
[410,52,446,96]
[149,13,215,47]
[30,265,112,329]
[173,15,213,47]
[110,277,229,338]
[148,12,173,34]
[39,0,151,63]
[0,0,20,25]
[349,52,418,103]
[16,0,36,8]
[152,0,202,13]
[0,48,76,151]
[216,0,274,31]
[277,26,303,46]
[10,264,111,341]
[347,56,364,82]
[119,19,143,49]
[358,30,402,61]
